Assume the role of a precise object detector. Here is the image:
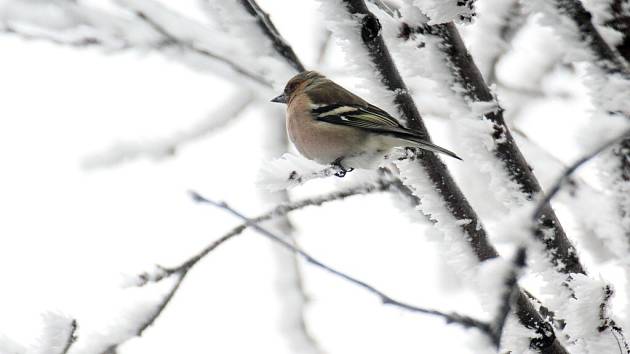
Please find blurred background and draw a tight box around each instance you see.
[0,1,627,353]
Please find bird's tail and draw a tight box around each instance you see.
[393,133,462,160]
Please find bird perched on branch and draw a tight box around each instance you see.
[271,71,460,177]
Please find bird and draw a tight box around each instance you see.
[271,71,461,177]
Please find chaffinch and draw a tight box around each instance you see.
[271,71,460,176]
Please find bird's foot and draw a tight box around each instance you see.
[331,159,354,178]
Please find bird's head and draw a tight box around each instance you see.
[271,71,325,104]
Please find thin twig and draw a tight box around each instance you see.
[192,192,494,336]
[136,271,186,336]
[133,10,272,87]
[60,319,78,354]
[532,128,630,220]
[2,24,117,49]
[128,182,393,345]
[491,248,527,348]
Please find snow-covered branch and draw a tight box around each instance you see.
[406,0,477,24]
[532,127,630,221]
[490,248,526,348]
[235,0,305,72]
[605,0,630,61]
[322,0,567,352]
[401,21,585,275]
[530,0,629,73]
[129,8,272,87]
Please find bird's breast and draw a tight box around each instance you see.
[286,102,366,165]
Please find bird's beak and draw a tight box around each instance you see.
[271,93,288,104]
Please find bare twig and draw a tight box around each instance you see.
[236,0,305,72]
[192,192,494,336]
[532,128,630,220]
[133,10,272,87]
[135,271,186,335]
[126,181,393,347]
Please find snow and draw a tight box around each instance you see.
[406,0,477,24]
[1,0,630,353]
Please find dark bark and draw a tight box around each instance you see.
[403,23,585,275]
[606,0,630,63]
[338,1,568,352]
[553,0,628,73]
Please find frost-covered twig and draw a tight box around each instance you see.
[605,0,630,61]
[236,0,305,72]
[60,319,78,354]
[192,192,495,336]
[532,127,630,220]
[131,10,272,87]
[491,248,527,348]
[82,92,253,169]
[538,0,629,73]
[598,285,630,354]
[1,24,115,49]
[408,0,477,24]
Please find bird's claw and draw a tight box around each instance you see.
[331,159,353,178]
[334,170,346,178]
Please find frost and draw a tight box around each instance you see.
[405,0,476,24]
[466,0,519,81]
[68,275,180,354]
[394,158,481,279]
[315,0,401,118]
[258,151,409,191]
[258,153,337,191]
[28,312,76,354]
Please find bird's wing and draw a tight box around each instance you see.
[312,103,405,131]
[312,103,462,160]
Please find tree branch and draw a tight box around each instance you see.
[491,248,527,348]
[60,319,78,354]
[128,182,394,344]
[532,128,630,220]
[401,21,585,276]
[605,0,630,63]
[551,0,629,73]
[334,1,566,352]
[192,192,495,337]
[132,10,272,87]
[236,0,305,72]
